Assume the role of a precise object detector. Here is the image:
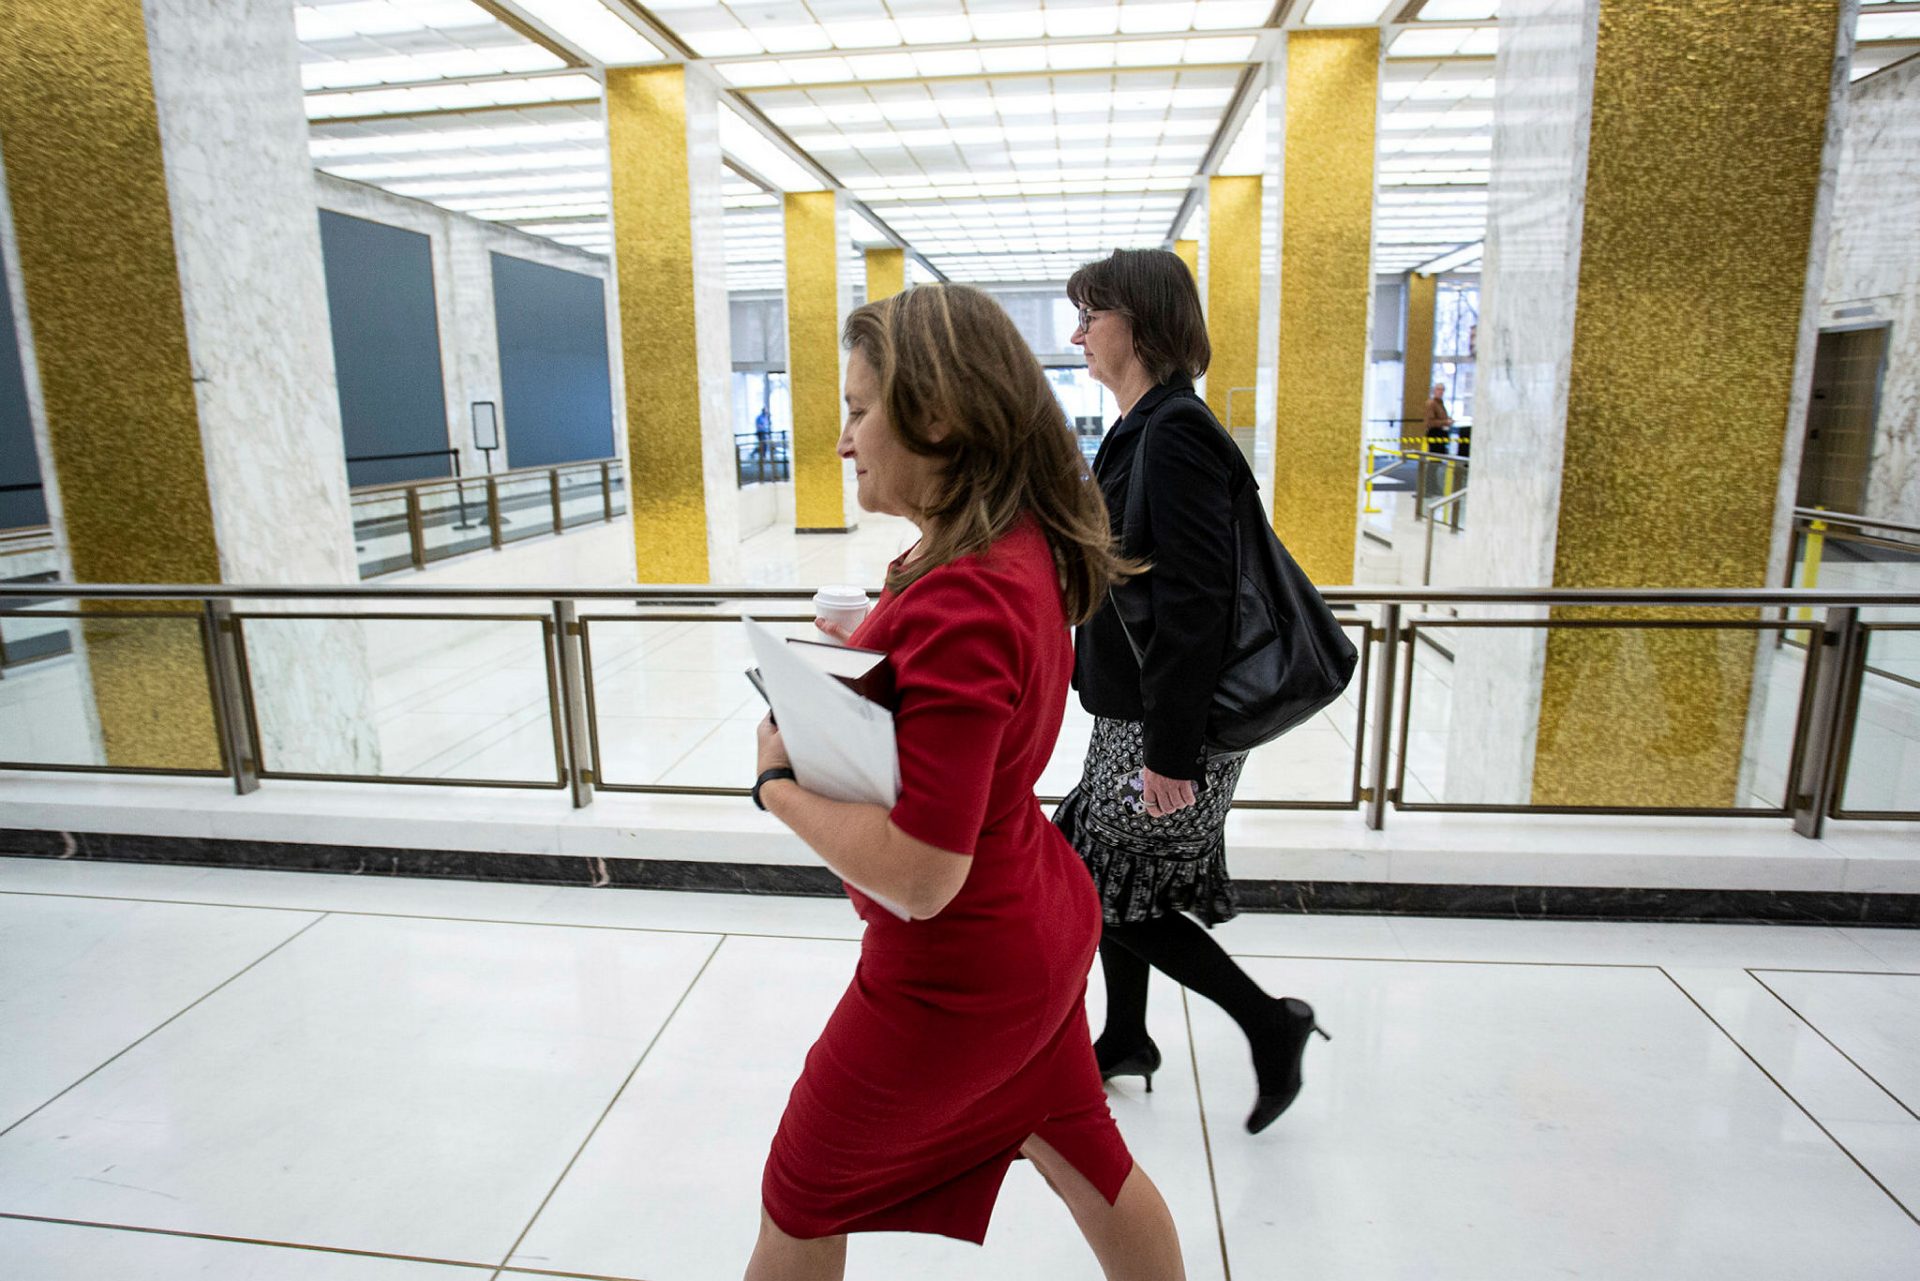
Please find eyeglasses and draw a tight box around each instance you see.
[1074,306,1099,332]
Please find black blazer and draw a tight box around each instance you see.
[1074,378,1244,779]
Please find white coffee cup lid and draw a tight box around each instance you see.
[813,585,869,607]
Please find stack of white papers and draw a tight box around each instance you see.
[744,618,909,921]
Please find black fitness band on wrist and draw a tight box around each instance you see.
[753,766,797,811]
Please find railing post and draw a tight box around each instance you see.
[1791,605,1860,839]
[553,599,595,808]
[1413,458,1427,522]
[601,461,613,521]
[486,476,502,549]
[404,489,427,570]
[550,469,565,534]
[202,599,260,796]
[1365,603,1401,830]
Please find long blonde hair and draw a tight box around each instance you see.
[843,284,1129,625]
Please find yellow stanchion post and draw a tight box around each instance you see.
[1363,443,1381,514]
[1797,509,1826,622]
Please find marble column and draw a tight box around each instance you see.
[787,190,855,533]
[607,64,739,583]
[1447,0,1851,808]
[1400,271,1438,441]
[1204,176,1262,446]
[1820,55,1920,528]
[864,246,905,304]
[0,0,379,773]
[1271,28,1380,586]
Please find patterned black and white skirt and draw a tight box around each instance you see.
[1053,717,1249,927]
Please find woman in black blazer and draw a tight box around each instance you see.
[1055,249,1327,1135]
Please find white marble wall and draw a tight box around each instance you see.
[143,0,379,774]
[1819,53,1920,528]
[684,69,744,583]
[1253,55,1286,503]
[1437,0,1598,804]
[313,175,618,481]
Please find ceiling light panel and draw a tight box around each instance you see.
[1858,12,1920,40]
[1302,0,1393,24]
[513,0,664,63]
[1417,0,1500,19]
[305,73,602,120]
[297,1,572,97]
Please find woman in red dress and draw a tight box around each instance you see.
[746,285,1186,1280]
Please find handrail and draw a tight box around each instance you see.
[2,582,1917,606]
[1792,506,1920,541]
[351,455,620,500]
[1,579,1913,833]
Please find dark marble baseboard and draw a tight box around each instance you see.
[3,828,1915,927]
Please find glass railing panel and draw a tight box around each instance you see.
[607,469,627,518]
[417,481,492,564]
[237,611,562,786]
[1398,614,1815,811]
[1,590,74,666]
[1836,624,1920,816]
[496,475,556,544]
[582,616,811,789]
[0,606,223,774]
[352,495,412,578]
[558,466,609,529]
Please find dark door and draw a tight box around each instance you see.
[1796,326,1887,514]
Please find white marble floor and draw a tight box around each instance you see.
[1,857,1916,1280]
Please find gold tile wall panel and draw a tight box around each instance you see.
[607,66,711,583]
[864,247,904,303]
[1400,272,1437,439]
[1173,239,1200,292]
[1204,177,1261,437]
[1271,29,1379,586]
[787,191,847,531]
[1,0,222,769]
[1533,0,1842,807]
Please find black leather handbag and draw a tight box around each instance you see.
[1108,405,1358,754]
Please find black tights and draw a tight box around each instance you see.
[1097,913,1289,1091]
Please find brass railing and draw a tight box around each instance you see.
[350,457,626,577]
[1,581,1914,837]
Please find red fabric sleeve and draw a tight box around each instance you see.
[883,569,1023,857]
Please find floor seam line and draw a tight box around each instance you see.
[1743,968,1920,1123]
[492,933,729,1273]
[0,889,861,942]
[1657,966,1920,1228]
[0,912,329,1142]
[0,1212,508,1271]
[1181,987,1232,1281]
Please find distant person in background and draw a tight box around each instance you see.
[1423,382,1454,454]
[754,404,775,481]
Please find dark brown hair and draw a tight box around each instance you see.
[1065,248,1210,385]
[843,285,1131,625]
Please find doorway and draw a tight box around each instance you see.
[1796,325,1888,514]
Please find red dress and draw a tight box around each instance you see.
[761,518,1135,1244]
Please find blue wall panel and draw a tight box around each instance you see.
[319,211,451,488]
[491,253,614,468]
[0,263,47,529]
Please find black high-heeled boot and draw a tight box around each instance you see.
[1246,997,1331,1134]
[1097,1037,1163,1093]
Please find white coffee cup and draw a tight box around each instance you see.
[812,585,871,642]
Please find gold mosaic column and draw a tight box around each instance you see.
[1271,28,1379,586]
[608,65,719,582]
[1204,177,1261,440]
[1173,239,1200,288]
[1400,271,1438,443]
[787,191,851,532]
[0,0,220,769]
[864,246,904,303]
[1531,0,1843,807]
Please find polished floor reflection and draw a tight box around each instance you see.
[2,858,1916,1280]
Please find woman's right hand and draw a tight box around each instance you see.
[1140,767,1197,818]
[814,617,854,644]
